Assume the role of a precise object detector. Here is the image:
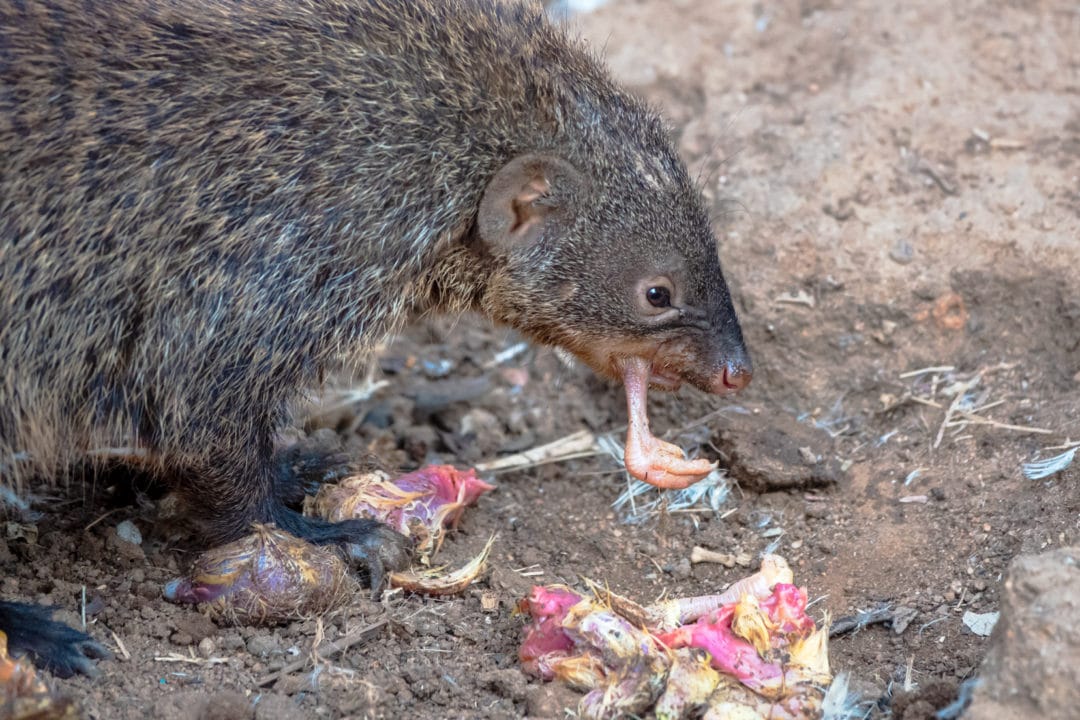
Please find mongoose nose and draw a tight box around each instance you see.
[716,359,752,394]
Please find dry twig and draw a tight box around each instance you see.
[476,429,598,473]
[256,618,388,687]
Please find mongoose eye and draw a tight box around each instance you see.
[645,286,671,308]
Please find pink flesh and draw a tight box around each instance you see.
[347,465,494,533]
[395,465,495,528]
[619,357,716,489]
[760,583,815,637]
[654,605,784,690]
[518,586,585,679]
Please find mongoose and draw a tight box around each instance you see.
[0,0,751,678]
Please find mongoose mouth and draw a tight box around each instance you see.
[647,366,683,392]
[615,356,716,490]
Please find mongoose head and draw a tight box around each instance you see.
[476,104,751,488]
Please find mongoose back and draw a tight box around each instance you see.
[0,0,751,676]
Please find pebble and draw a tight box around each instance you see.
[479,668,528,702]
[199,691,254,720]
[170,632,194,646]
[198,637,216,658]
[526,682,582,718]
[219,633,246,653]
[253,694,306,720]
[889,239,915,264]
[246,634,280,658]
[666,557,692,580]
[115,520,143,545]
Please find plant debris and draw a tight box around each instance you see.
[1022,444,1078,480]
[162,524,353,625]
[390,534,497,596]
[311,464,493,562]
[518,555,831,719]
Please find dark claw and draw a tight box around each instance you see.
[346,524,414,599]
[0,600,112,678]
[271,508,412,596]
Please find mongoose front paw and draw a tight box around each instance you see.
[345,524,413,599]
[0,601,111,678]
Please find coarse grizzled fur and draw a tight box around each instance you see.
[0,0,747,676]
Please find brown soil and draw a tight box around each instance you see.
[3,1,1078,718]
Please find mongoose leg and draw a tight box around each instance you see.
[271,509,412,596]
[0,601,111,678]
[271,438,354,507]
[181,440,411,595]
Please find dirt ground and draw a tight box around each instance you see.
[3,1,1079,718]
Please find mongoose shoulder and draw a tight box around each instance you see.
[0,0,751,677]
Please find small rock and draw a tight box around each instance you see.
[400,424,441,462]
[105,527,146,564]
[421,357,455,378]
[638,541,660,556]
[663,557,692,580]
[525,682,583,718]
[962,610,999,637]
[138,581,160,599]
[199,691,253,720]
[458,407,507,457]
[173,612,219,643]
[889,239,915,264]
[913,281,946,301]
[891,606,918,634]
[712,407,839,492]
[115,520,142,545]
[154,690,252,719]
[480,668,528,702]
[408,611,448,638]
[966,547,1080,719]
[338,681,388,715]
[219,633,246,653]
[361,404,394,429]
[153,691,210,718]
[170,632,194,646]
[246,634,280,658]
[254,694,305,720]
[197,637,216,658]
[149,621,171,640]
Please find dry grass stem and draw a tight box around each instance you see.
[256,618,389,687]
[476,429,598,473]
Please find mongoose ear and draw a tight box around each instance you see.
[478,154,582,252]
